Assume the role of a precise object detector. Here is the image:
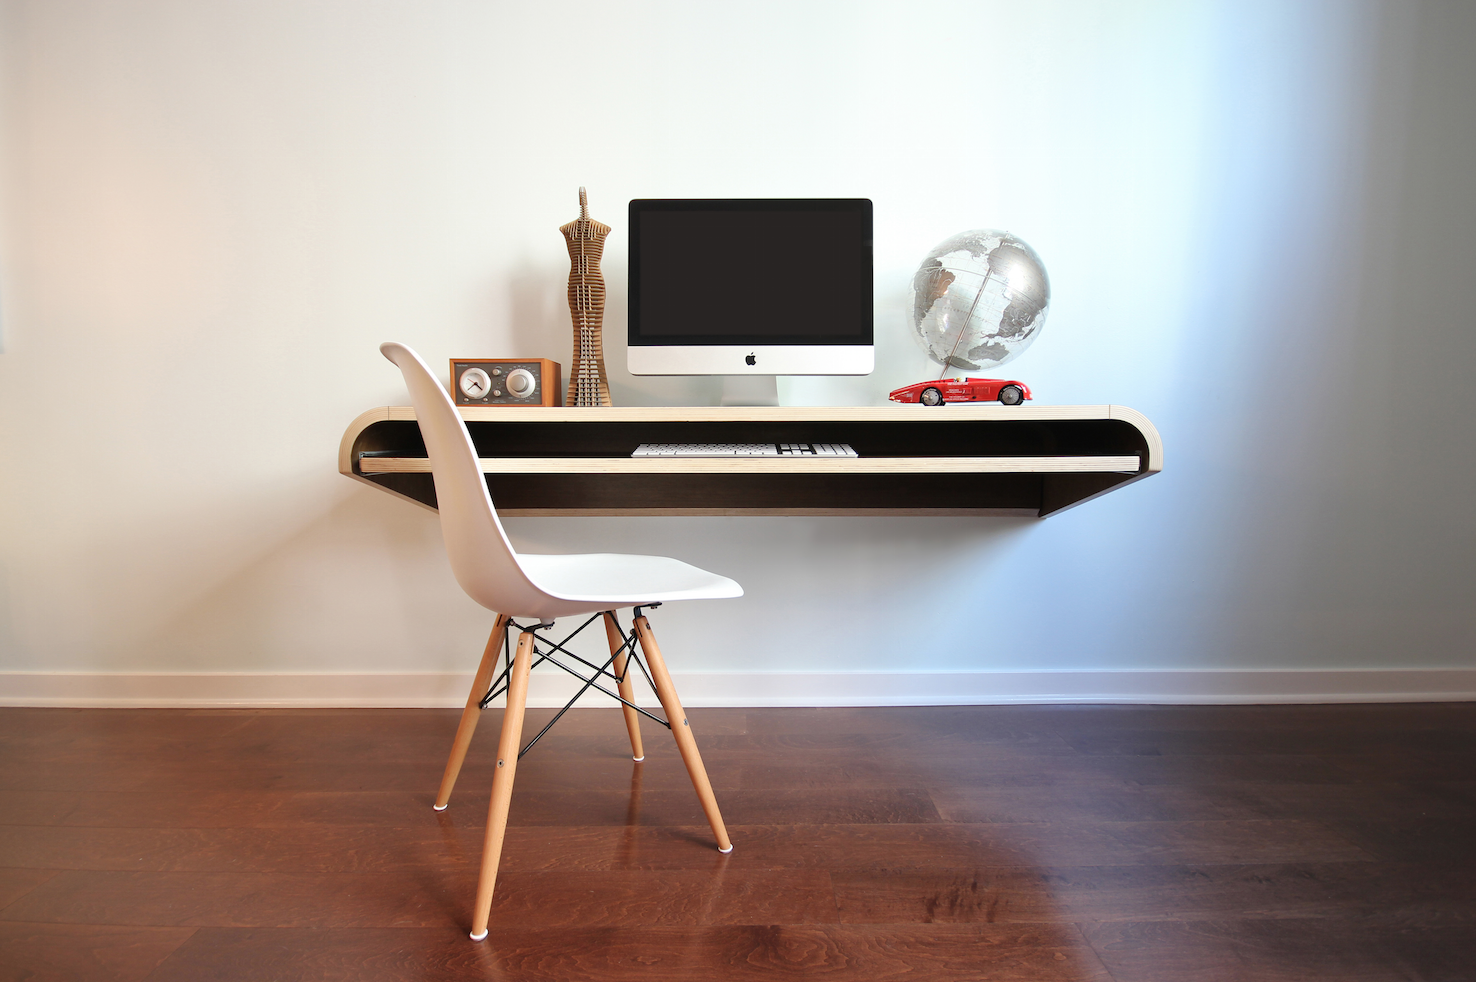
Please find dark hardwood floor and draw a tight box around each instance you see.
[1,702,1473,981]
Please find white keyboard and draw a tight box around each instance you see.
[633,442,857,457]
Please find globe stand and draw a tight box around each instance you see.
[718,375,780,407]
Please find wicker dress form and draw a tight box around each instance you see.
[562,188,613,408]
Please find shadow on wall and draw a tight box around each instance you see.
[128,483,482,674]
[122,477,1034,675]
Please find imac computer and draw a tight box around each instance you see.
[627,198,873,405]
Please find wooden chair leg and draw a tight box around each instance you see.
[604,612,645,761]
[631,614,732,853]
[469,628,534,941]
[434,614,510,810]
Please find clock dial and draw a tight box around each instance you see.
[459,367,492,399]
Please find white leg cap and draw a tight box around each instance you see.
[718,843,734,854]
[432,803,448,811]
[632,755,645,762]
[469,929,488,941]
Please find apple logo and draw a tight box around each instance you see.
[745,353,756,366]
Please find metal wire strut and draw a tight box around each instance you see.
[476,608,670,760]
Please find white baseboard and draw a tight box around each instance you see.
[1,668,1473,708]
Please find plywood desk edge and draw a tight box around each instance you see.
[338,406,436,512]
[1108,405,1163,474]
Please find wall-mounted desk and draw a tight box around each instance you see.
[338,405,1161,517]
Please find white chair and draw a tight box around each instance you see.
[379,342,742,941]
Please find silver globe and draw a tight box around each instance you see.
[910,230,1050,372]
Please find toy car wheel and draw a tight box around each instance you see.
[920,387,944,407]
[999,385,1024,406]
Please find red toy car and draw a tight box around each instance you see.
[889,377,1032,406]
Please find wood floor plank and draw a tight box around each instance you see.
[1423,780,1476,808]
[0,824,488,873]
[0,869,840,929]
[0,708,260,749]
[0,753,743,795]
[0,819,1370,875]
[0,868,60,911]
[1214,780,1476,824]
[933,778,1476,825]
[1344,909,1476,982]
[1325,817,1476,864]
[477,870,842,929]
[929,783,1264,824]
[732,752,1361,791]
[1316,751,1476,784]
[503,787,943,827]
[1051,862,1476,924]
[1080,917,1431,982]
[1060,727,1476,758]
[831,867,1069,924]
[495,752,738,792]
[0,759,462,794]
[701,820,1375,869]
[738,706,1109,744]
[0,870,467,929]
[488,820,1372,872]
[251,791,447,828]
[0,790,292,828]
[143,924,1113,982]
[993,703,1476,734]
[699,729,1079,758]
[833,862,1476,925]
[0,787,909,832]
[0,922,195,982]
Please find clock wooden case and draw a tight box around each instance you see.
[450,359,562,408]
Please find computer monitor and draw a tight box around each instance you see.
[627,199,874,386]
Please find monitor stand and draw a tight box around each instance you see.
[719,375,780,407]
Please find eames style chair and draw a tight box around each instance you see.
[379,342,743,941]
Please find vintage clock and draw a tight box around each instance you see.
[450,359,562,407]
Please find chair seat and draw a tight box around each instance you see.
[517,552,743,608]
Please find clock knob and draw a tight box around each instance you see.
[506,368,536,398]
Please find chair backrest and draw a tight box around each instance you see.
[380,342,551,617]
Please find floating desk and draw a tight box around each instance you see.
[339,405,1161,517]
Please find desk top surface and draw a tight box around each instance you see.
[348,402,1156,425]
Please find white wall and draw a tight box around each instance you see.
[1,0,1473,699]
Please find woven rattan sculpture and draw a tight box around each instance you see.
[561,187,613,407]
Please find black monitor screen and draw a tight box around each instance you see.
[629,199,873,347]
